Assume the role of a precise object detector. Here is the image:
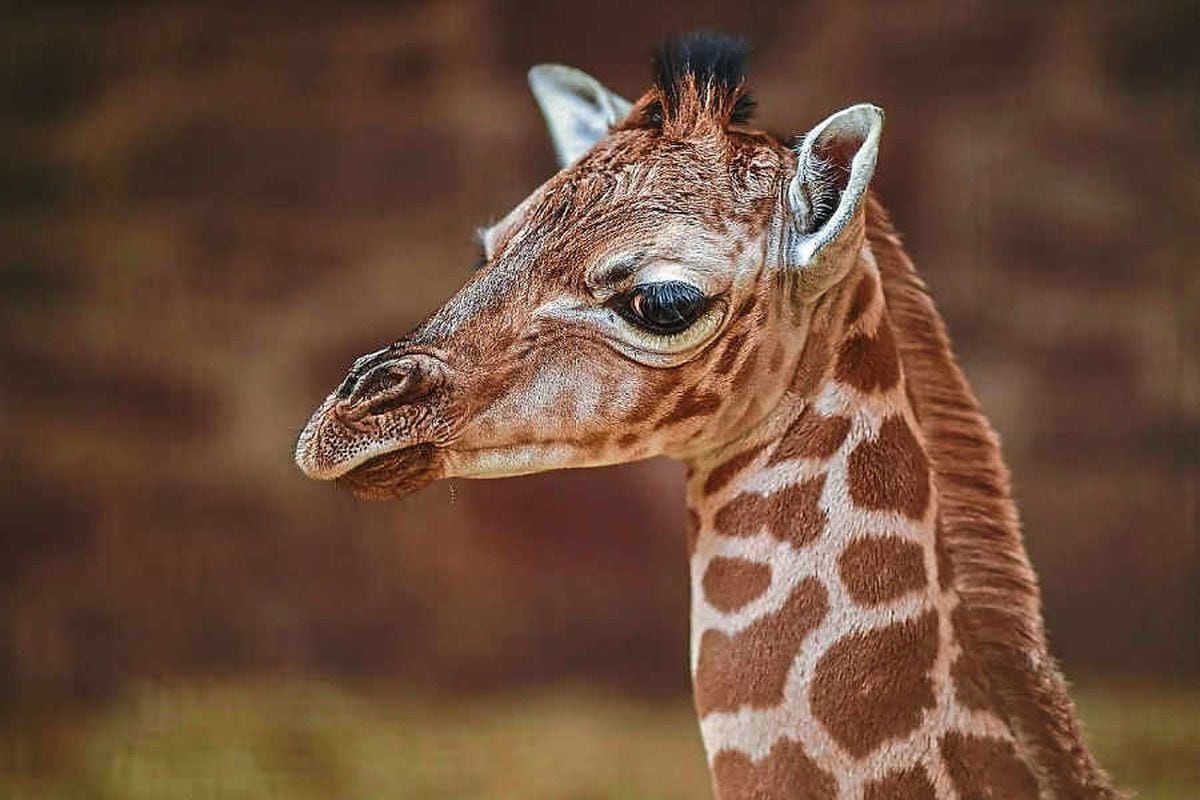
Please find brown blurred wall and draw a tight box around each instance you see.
[1,1,1197,707]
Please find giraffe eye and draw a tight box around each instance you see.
[615,281,708,335]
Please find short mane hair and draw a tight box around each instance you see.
[647,32,756,130]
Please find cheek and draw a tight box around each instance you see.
[684,301,801,440]
[464,348,635,443]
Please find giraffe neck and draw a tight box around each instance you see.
[683,246,1036,799]
[681,200,1120,799]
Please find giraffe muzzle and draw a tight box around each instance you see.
[294,351,456,487]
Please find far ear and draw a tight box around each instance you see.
[786,103,884,297]
[528,64,633,169]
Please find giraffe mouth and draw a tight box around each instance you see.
[294,389,448,497]
[335,443,443,500]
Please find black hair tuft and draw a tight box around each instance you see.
[651,32,753,126]
[730,93,757,125]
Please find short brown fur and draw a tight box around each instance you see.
[869,197,1122,797]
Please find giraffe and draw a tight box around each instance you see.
[295,34,1122,799]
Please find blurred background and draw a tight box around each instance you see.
[2,2,1197,798]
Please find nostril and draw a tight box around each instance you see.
[351,362,409,404]
[336,346,398,400]
[339,356,440,415]
[336,371,358,399]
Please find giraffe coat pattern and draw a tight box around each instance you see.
[296,33,1123,800]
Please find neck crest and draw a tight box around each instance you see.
[681,196,1120,799]
[866,196,1120,798]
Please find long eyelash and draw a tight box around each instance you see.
[612,280,707,335]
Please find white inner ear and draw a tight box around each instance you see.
[787,103,884,267]
[528,64,633,169]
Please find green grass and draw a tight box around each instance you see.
[1,680,1196,799]
[1072,683,1200,798]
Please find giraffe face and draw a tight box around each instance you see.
[295,38,883,499]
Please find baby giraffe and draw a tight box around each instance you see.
[296,34,1121,799]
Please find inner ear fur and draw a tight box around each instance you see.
[787,104,884,299]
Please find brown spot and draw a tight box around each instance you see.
[622,380,667,426]
[715,331,747,375]
[847,415,930,519]
[940,732,1040,799]
[949,605,994,711]
[863,765,936,800]
[617,432,639,448]
[711,738,836,800]
[702,557,771,613]
[951,655,995,712]
[810,610,939,757]
[704,444,767,496]
[845,272,878,327]
[656,387,722,429]
[838,536,928,606]
[935,516,955,591]
[695,578,828,716]
[714,475,827,549]
[686,508,701,556]
[767,406,851,465]
[768,342,784,374]
[865,198,1119,799]
[788,287,840,397]
[730,345,760,392]
[734,294,758,320]
[836,315,901,393]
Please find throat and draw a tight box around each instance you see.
[681,261,1035,797]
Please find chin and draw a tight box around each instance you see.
[333,444,444,501]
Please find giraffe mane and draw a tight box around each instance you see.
[867,194,1124,798]
[645,32,756,133]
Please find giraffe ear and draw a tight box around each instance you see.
[786,104,884,297]
[528,65,632,168]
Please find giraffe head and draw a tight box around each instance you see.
[295,34,883,498]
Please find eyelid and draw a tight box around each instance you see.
[586,253,645,295]
[587,258,718,302]
[622,278,708,302]
[630,263,713,295]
